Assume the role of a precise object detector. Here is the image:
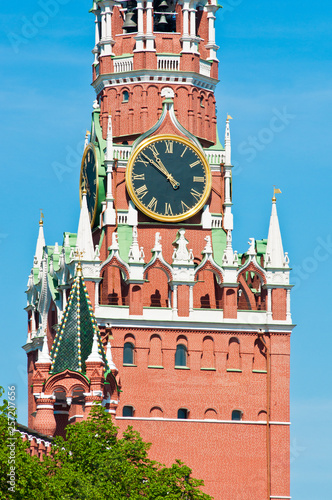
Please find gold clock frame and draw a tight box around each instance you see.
[79,143,99,228]
[126,134,212,223]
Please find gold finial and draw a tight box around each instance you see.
[74,250,85,277]
[226,114,233,121]
[272,186,282,202]
[39,209,44,226]
[82,177,87,196]
[85,130,91,138]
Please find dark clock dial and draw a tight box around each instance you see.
[126,135,211,222]
[80,144,99,227]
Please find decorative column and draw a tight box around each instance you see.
[189,5,198,53]
[267,287,272,321]
[93,8,101,64]
[134,0,144,51]
[205,4,219,61]
[189,285,194,314]
[172,285,178,315]
[34,396,56,436]
[99,1,115,57]
[181,0,191,53]
[145,0,156,52]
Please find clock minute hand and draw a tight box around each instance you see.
[142,152,180,190]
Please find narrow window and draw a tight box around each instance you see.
[177,408,188,419]
[122,90,129,102]
[231,410,243,421]
[123,342,134,365]
[122,405,134,417]
[175,344,187,367]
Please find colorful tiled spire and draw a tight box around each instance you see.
[50,265,107,374]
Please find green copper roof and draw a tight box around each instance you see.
[207,126,225,151]
[50,271,107,375]
[212,227,227,266]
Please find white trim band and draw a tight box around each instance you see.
[115,417,291,425]
[270,497,291,499]
[36,405,54,410]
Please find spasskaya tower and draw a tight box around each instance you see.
[23,2,293,499]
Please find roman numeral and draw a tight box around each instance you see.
[190,160,200,168]
[193,176,204,182]
[165,141,173,154]
[164,202,173,216]
[147,197,158,211]
[133,173,145,180]
[181,146,188,158]
[136,184,148,199]
[191,188,202,202]
[137,155,149,168]
[148,144,159,156]
[181,201,190,212]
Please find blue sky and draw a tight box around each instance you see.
[1,0,331,497]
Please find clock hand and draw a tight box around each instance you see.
[141,152,180,190]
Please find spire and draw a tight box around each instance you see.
[86,332,104,363]
[106,340,118,373]
[76,191,95,261]
[265,192,286,268]
[34,211,45,267]
[225,115,232,165]
[36,334,51,364]
[50,269,107,374]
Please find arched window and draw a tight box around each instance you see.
[231,410,243,421]
[122,90,129,102]
[175,344,187,367]
[177,408,189,419]
[122,405,134,417]
[123,342,135,365]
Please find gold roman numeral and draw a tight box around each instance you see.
[136,184,148,199]
[137,155,149,168]
[181,201,190,212]
[193,176,204,182]
[164,202,173,216]
[165,141,173,154]
[190,160,200,168]
[191,188,202,202]
[148,144,159,156]
[181,146,188,158]
[133,173,145,180]
[147,197,158,211]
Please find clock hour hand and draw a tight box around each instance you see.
[141,152,180,190]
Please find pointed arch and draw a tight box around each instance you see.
[253,338,267,372]
[148,334,163,367]
[201,336,215,369]
[226,337,241,372]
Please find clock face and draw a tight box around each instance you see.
[126,135,211,222]
[80,144,99,227]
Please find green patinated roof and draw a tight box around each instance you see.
[256,238,267,256]
[50,271,107,375]
[117,224,133,263]
[211,227,227,266]
[207,126,225,151]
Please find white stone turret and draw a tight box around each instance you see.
[223,115,233,232]
[225,115,232,166]
[36,334,51,364]
[86,332,104,364]
[265,195,288,269]
[76,191,95,261]
[33,214,45,267]
[106,340,118,373]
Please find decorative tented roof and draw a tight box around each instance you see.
[50,266,107,374]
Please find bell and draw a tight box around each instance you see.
[159,0,168,8]
[158,14,168,25]
[122,11,137,29]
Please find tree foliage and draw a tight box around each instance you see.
[0,387,212,499]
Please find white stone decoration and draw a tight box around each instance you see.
[161,87,175,99]
[86,332,104,364]
[106,340,118,373]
